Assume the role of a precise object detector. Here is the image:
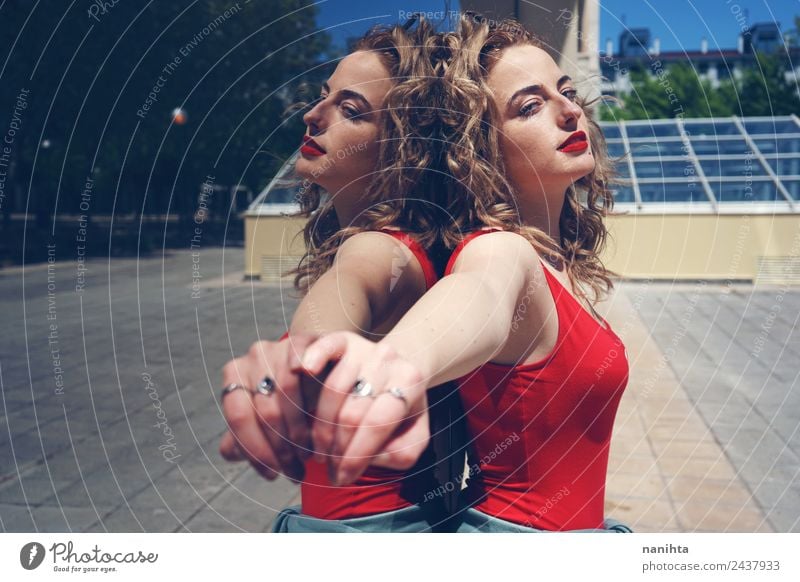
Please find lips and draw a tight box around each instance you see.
[300,135,326,157]
[558,130,588,153]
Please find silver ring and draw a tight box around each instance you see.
[256,377,276,397]
[351,378,374,398]
[220,382,249,401]
[385,386,409,409]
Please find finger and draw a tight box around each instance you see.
[221,356,249,389]
[330,395,375,461]
[219,430,247,462]
[299,333,349,375]
[252,389,305,482]
[310,356,363,463]
[334,391,415,485]
[330,365,387,464]
[299,372,325,416]
[277,336,318,458]
[371,410,430,470]
[285,333,319,371]
[222,387,280,480]
[244,341,309,479]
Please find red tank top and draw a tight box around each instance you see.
[300,229,438,519]
[447,230,629,530]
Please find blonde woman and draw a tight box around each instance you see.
[299,15,632,533]
[219,18,457,532]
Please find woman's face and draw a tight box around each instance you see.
[486,44,595,201]
[296,50,394,200]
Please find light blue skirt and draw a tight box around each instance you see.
[271,504,633,533]
[451,508,634,533]
[271,504,444,533]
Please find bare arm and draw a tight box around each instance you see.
[300,231,541,484]
[220,231,426,480]
[289,231,421,337]
[379,231,539,385]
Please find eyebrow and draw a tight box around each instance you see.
[506,75,573,108]
[321,82,373,111]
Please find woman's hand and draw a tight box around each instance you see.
[218,334,318,482]
[300,331,430,485]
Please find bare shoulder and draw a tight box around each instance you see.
[451,230,541,274]
[332,230,426,291]
[334,231,409,265]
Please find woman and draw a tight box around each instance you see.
[299,15,633,533]
[218,18,457,532]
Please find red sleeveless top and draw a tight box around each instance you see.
[447,230,629,530]
[299,229,438,519]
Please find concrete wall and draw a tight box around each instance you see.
[605,213,800,283]
[243,214,306,280]
[245,213,800,284]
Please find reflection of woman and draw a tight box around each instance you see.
[218,19,455,532]
[300,15,633,533]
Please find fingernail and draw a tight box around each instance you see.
[335,469,352,486]
[301,351,318,370]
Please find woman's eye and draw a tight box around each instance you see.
[562,89,578,102]
[342,105,362,120]
[519,101,541,117]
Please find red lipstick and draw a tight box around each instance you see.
[558,130,588,153]
[300,135,326,157]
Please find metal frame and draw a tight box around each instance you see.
[602,115,800,213]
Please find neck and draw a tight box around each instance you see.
[329,189,363,229]
[517,188,565,244]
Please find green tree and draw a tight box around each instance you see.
[724,54,800,116]
[601,62,732,121]
[601,52,800,121]
[0,0,329,228]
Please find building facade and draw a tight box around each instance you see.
[601,22,800,96]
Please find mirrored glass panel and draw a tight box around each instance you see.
[634,160,697,178]
[742,119,800,135]
[614,160,631,178]
[782,179,800,200]
[626,122,682,139]
[606,140,627,157]
[600,124,622,139]
[682,121,740,136]
[711,179,781,202]
[612,187,635,203]
[762,156,800,176]
[629,141,687,157]
[754,138,800,155]
[638,182,711,203]
[699,158,769,177]
[690,138,751,156]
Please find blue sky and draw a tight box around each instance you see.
[599,0,798,53]
[315,0,799,52]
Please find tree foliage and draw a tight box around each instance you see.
[601,53,800,121]
[0,0,330,221]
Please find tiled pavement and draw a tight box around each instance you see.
[601,279,799,532]
[1,247,798,532]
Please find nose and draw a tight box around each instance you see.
[303,100,325,135]
[556,94,582,129]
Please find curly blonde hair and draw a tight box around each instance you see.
[289,18,449,293]
[442,14,618,303]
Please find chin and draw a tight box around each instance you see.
[571,158,596,181]
[294,156,315,179]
